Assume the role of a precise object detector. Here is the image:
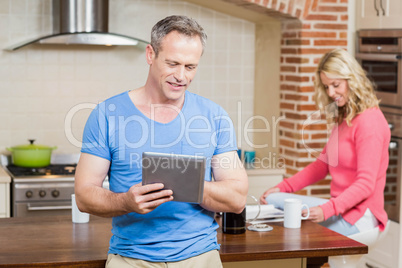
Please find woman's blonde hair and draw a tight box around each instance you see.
[314,48,379,126]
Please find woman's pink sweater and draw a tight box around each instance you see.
[277,108,390,231]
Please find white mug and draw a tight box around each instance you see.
[284,198,310,228]
[71,194,90,223]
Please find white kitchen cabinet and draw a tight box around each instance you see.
[356,0,402,29]
[359,221,399,268]
[0,167,10,218]
[0,182,10,218]
[246,168,284,203]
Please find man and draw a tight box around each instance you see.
[75,15,248,267]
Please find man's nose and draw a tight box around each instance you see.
[174,67,185,81]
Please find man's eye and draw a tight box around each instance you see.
[334,84,339,88]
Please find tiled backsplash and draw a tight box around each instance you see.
[0,0,255,154]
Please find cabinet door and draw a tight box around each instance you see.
[356,0,382,29]
[0,183,10,218]
[381,0,402,28]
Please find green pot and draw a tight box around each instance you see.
[7,139,57,168]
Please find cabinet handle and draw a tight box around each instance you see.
[379,0,385,15]
[374,0,380,16]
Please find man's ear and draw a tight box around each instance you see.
[146,44,155,65]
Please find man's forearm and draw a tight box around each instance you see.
[201,179,248,213]
[76,185,130,218]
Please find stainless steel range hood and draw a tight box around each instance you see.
[5,0,148,51]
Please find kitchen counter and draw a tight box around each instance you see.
[245,167,285,176]
[0,215,367,267]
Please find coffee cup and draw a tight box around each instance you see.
[283,198,309,228]
[71,194,90,223]
[222,195,261,234]
[222,209,246,234]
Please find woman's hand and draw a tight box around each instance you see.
[305,206,324,223]
[259,187,280,204]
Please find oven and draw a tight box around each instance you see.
[356,29,402,224]
[356,29,402,112]
[1,154,78,217]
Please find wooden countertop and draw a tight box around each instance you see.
[0,215,367,267]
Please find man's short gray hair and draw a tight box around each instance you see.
[150,15,207,57]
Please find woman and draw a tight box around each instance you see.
[260,48,390,236]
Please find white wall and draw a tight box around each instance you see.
[0,0,255,154]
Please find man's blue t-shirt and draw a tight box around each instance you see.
[81,90,237,262]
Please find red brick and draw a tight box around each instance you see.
[300,31,337,38]
[286,39,310,46]
[297,142,326,149]
[299,48,333,54]
[280,102,295,110]
[281,66,297,72]
[297,104,317,111]
[296,161,311,168]
[285,75,310,82]
[286,112,308,120]
[294,189,308,195]
[281,48,298,54]
[305,14,338,21]
[279,121,295,129]
[299,86,315,92]
[294,8,302,18]
[297,123,327,130]
[341,15,348,21]
[318,6,347,12]
[280,139,295,148]
[339,32,348,38]
[282,32,298,38]
[287,0,294,14]
[283,131,309,140]
[284,22,303,30]
[279,2,286,12]
[311,189,331,195]
[284,94,309,101]
[284,149,309,158]
[285,158,294,166]
[312,0,319,11]
[303,0,312,18]
[314,40,347,46]
[285,57,309,64]
[299,66,316,73]
[314,23,348,30]
[280,84,298,91]
[311,133,328,139]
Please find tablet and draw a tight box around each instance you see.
[142,152,206,203]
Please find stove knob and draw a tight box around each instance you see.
[52,190,60,198]
[39,190,46,198]
[26,191,33,198]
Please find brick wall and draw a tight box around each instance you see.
[224,0,349,198]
